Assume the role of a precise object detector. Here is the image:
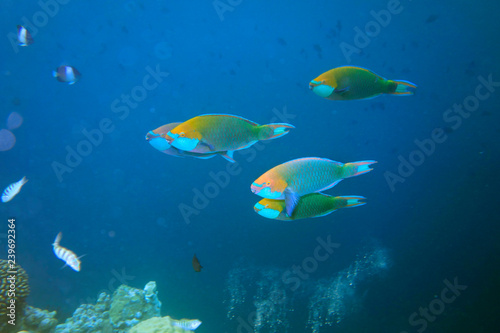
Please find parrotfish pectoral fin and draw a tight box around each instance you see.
[221,151,235,163]
[265,123,295,140]
[339,196,367,208]
[334,86,350,94]
[350,160,377,177]
[200,139,215,151]
[392,80,417,95]
[284,189,300,217]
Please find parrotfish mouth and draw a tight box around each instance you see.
[146,131,172,151]
[251,182,282,199]
[145,130,160,141]
[254,202,281,219]
[310,80,335,98]
[167,131,200,151]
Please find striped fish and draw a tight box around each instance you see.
[53,232,82,272]
[1,176,28,203]
[171,318,202,331]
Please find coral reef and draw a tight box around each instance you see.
[129,316,199,333]
[20,306,58,332]
[0,259,30,333]
[54,292,112,333]
[15,280,199,332]
[109,282,161,331]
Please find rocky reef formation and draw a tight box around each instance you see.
[21,306,58,332]
[0,259,30,333]
[109,281,161,331]
[7,280,201,332]
[55,292,112,333]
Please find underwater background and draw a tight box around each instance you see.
[1,0,499,332]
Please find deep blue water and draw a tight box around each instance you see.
[1,0,499,332]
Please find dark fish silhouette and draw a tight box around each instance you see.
[192,254,203,272]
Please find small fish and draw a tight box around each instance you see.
[17,25,33,46]
[53,65,81,84]
[53,232,82,272]
[192,254,203,272]
[172,318,202,331]
[254,193,366,220]
[310,66,417,100]
[146,123,226,160]
[1,176,28,203]
[165,114,294,162]
[251,157,376,216]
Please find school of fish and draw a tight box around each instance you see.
[145,66,416,221]
[8,23,418,332]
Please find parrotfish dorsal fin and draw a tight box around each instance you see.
[198,114,259,126]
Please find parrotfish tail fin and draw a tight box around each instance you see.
[391,80,417,95]
[52,71,58,78]
[349,160,377,177]
[220,151,235,163]
[54,232,62,246]
[284,189,300,217]
[21,176,28,185]
[338,196,367,208]
[263,123,295,140]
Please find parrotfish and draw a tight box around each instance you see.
[52,232,83,272]
[53,65,81,84]
[251,157,376,216]
[146,122,222,160]
[1,176,28,203]
[166,114,294,162]
[254,193,366,220]
[17,25,33,46]
[309,66,417,100]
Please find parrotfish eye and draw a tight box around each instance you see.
[180,132,185,137]
[266,181,271,186]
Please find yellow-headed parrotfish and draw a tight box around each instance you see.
[251,157,376,216]
[166,114,294,162]
[254,193,366,220]
[309,66,416,100]
[146,122,221,160]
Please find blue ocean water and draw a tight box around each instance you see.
[1,0,499,332]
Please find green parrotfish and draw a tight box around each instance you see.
[166,114,294,162]
[309,66,416,100]
[251,157,376,216]
[254,193,366,220]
